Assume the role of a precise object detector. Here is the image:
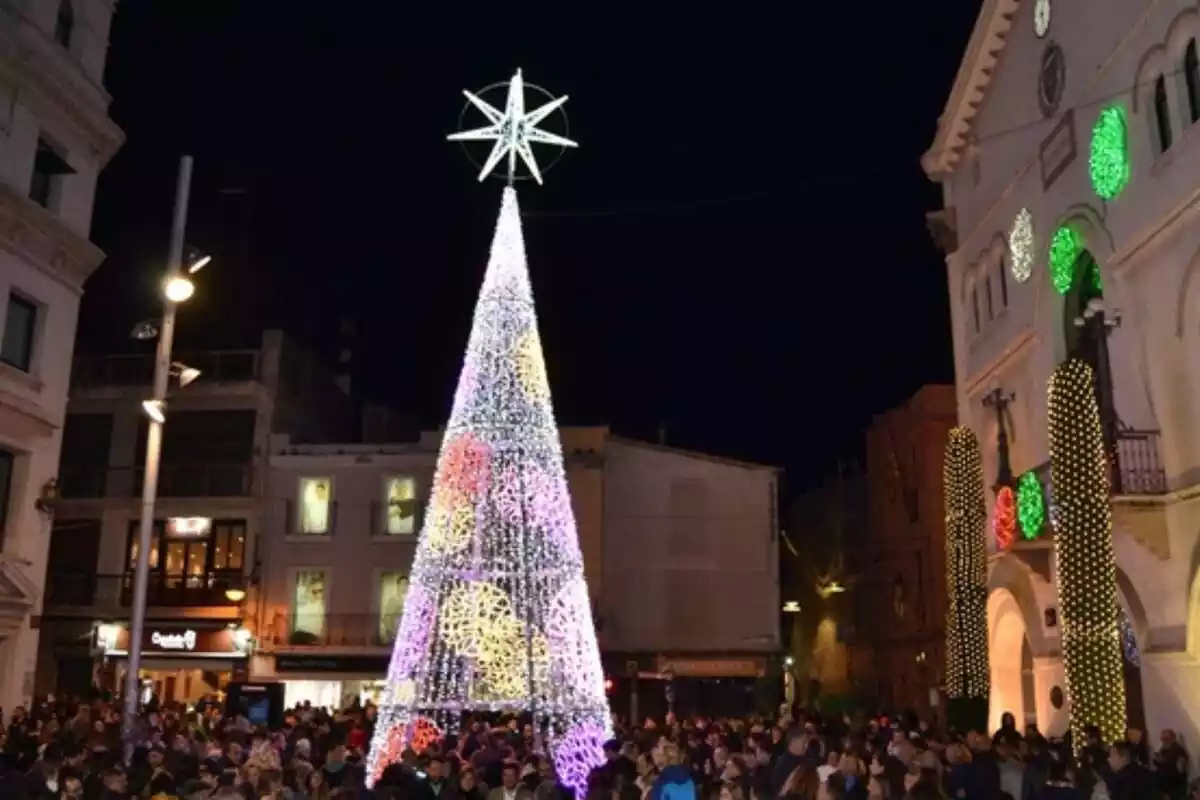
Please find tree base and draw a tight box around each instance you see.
[946,696,988,735]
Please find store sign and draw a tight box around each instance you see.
[275,655,390,674]
[657,657,766,678]
[150,630,197,651]
[166,516,212,538]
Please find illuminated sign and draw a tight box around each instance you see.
[150,630,197,651]
[166,517,212,538]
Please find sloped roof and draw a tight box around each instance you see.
[922,0,1022,179]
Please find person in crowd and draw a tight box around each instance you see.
[487,761,532,800]
[1105,739,1155,800]
[649,743,694,800]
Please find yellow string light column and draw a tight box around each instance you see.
[1048,359,1126,746]
[943,426,990,733]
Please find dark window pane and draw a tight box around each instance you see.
[1,294,36,372]
[1187,41,1200,124]
[1155,75,1173,152]
[0,451,13,551]
[54,1,73,48]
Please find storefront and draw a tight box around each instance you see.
[602,653,770,720]
[97,623,250,706]
[252,654,391,709]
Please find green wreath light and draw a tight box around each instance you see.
[1089,106,1131,202]
[1049,225,1083,295]
[1017,470,1045,539]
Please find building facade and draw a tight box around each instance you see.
[252,429,780,718]
[852,386,956,715]
[925,0,1200,744]
[42,331,356,704]
[0,0,124,711]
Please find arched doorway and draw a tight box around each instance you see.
[1063,249,1111,380]
[1118,602,1147,732]
[989,588,1037,733]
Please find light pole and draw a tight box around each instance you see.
[121,155,196,761]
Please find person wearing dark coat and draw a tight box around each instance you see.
[1104,740,1156,800]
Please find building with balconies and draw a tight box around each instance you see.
[925,0,1200,747]
[252,427,779,718]
[41,330,358,703]
[0,0,125,712]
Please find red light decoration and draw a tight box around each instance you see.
[993,486,1016,551]
[603,677,614,692]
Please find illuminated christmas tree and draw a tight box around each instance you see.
[943,426,990,733]
[1048,359,1126,746]
[365,71,609,794]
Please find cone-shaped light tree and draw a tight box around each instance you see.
[1048,359,1126,746]
[943,426,990,732]
[366,73,608,793]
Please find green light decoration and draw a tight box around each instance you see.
[1050,225,1083,295]
[1089,106,1131,202]
[1017,471,1045,539]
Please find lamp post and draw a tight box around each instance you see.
[121,155,195,762]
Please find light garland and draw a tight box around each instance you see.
[365,187,610,791]
[1016,471,1045,540]
[1008,208,1035,283]
[943,427,990,731]
[1049,225,1083,295]
[1089,106,1131,201]
[1049,359,1126,747]
[992,486,1016,551]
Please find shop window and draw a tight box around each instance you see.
[297,477,332,534]
[212,521,246,570]
[291,571,327,642]
[378,573,409,644]
[384,476,418,535]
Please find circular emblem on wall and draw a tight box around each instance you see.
[1038,42,1066,118]
[1050,686,1065,709]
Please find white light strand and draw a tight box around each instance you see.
[1009,207,1035,283]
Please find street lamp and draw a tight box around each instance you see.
[121,155,209,763]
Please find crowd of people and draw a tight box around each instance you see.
[0,694,1194,800]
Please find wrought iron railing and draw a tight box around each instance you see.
[1115,428,1168,495]
[57,464,253,499]
[44,571,246,608]
[71,350,261,388]
[260,613,398,649]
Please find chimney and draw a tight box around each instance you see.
[336,318,354,394]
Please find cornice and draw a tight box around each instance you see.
[0,182,106,293]
[922,0,1021,180]
[0,7,125,167]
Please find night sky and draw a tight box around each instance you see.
[81,3,981,489]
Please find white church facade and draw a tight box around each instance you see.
[925,0,1200,747]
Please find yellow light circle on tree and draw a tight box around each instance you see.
[515,330,550,403]
[424,490,475,553]
[475,616,550,700]
[440,581,514,654]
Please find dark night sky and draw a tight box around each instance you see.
[81,3,980,489]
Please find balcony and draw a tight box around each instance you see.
[45,571,246,608]
[71,350,261,389]
[261,613,397,650]
[58,463,254,499]
[1114,428,1167,495]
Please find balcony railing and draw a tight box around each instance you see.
[45,572,246,608]
[261,613,399,649]
[71,350,261,389]
[1115,428,1168,495]
[58,464,253,499]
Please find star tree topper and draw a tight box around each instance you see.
[448,69,578,185]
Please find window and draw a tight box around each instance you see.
[54,1,74,49]
[1154,75,1173,153]
[29,138,72,208]
[0,294,37,373]
[998,258,1009,308]
[211,520,246,570]
[971,287,981,334]
[297,477,332,534]
[127,520,165,570]
[384,476,417,535]
[0,450,13,551]
[985,275,994,320]
[1186,40,1200,125]
[377,572,409,644]
[291,571,327,640]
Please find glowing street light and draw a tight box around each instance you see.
[163,275,195,303]
[140,399,165,424]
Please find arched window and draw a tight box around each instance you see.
[1186,39,1200,124]
[54,1,73,50]
[971,285,981,335]
[1154,74,1173,153]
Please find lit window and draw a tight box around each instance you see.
[1,294,37,372]
[297,477,332,534]
[378,573,409,644]
[292,571,326,640]
[384,476,417,535]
